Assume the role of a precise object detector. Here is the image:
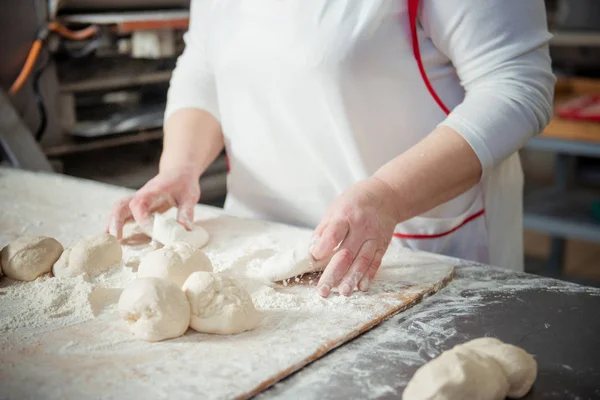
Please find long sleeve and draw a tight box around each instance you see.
[420,0,556,177]
[164,0,220,122]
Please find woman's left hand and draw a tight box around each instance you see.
[310,177,401,297]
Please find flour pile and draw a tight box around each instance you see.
[0,266,136,336]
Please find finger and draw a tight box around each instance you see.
[129,192,173,232]
[311,220,328,243]
[106,196,134,239]
[317,247,354,298]
[176,202,195,230]
[358,248,386,292]
[310,219,349,261]
[338,240,378,296]
[175,186,200,230]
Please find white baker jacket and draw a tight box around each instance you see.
[165,0,555,271]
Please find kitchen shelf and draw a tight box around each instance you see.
[58,10,189,25]
[550,31,600,47]
[524,188,600,243]
[58,58,173,93]
[44,129,163,157]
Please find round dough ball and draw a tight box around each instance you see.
[1,236,63,281]
[53,233,122,277]
[152,213,209,249]
[170,242,212,270]
[137,242,212,287]
[459,338,537,398]
[182,272,260,335]
[403,347,509,400]
[118,277,190,342]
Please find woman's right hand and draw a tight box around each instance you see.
[106,167,201,240]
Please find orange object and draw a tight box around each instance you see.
[48,22,99,41]
[8,23,99,95]
[114,18,189,33]
[8,39,43,95]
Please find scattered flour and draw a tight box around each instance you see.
[0,275,94,334]
[4,169,598,400]
[0,265,137,338]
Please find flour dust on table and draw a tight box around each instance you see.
[0,168,457,400]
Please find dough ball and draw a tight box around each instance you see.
[1,236,63,281]
[137,242,212,287]
[170,242,212,270]
[152,213,209,249]
[182,272,260,335]
[459,338,537,398]
[118,277,190,342]
[403,347,509,400]
[53,233,122,277]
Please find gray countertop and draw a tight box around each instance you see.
[258,263,600,400]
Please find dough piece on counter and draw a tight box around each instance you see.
[459,338,537,398]
[137,242,213,287]
[403,347,509,400]
[1,236,63,281]
[183,271,260,335]
[53,233,122,277]
[403,338,537,400]
[257,237,330,282]
[118,277,190,342]
[152,213,209,249]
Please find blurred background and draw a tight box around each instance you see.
[1,0,599,285]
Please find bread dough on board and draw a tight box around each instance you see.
[53,233,122,278]
[256,237,330,282]
[137,242,213,287]
[183,271,260,335]
[403,337,537,400]
[152,213,209,249]
[118,277,191,342]
[1,236,63,281]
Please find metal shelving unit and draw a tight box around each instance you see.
[523,124,600,274]
[551,31,600,47]
[524,187,600,243]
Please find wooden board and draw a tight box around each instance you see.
[0,168,455,399]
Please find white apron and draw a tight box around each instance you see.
[193,0,527,271]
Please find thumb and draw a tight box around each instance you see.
[176,201,195,230]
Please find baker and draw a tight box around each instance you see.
[108,0,555,298]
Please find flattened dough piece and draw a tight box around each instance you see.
[258,237,330,282]
[152,213,209,249]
